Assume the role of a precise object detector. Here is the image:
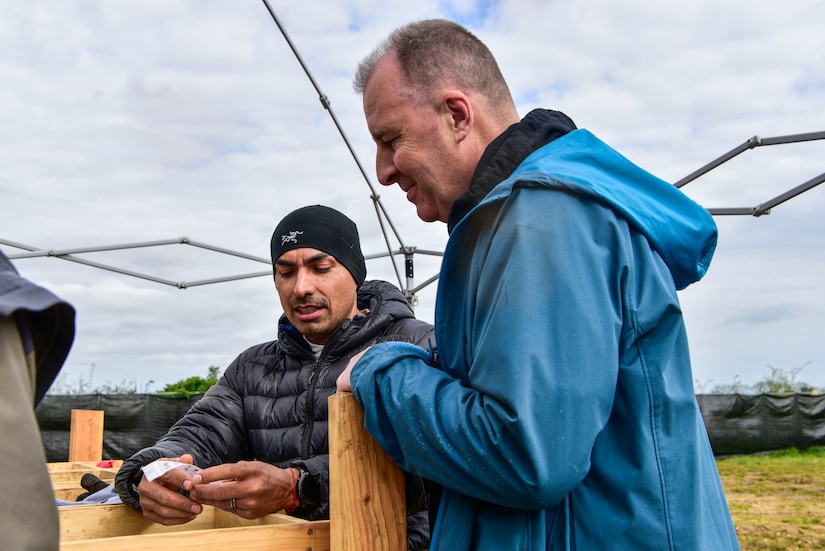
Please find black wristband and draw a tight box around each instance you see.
[296,468,320,507]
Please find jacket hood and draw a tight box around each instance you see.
[486,129,717,289]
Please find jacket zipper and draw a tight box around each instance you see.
[300,359,321,459]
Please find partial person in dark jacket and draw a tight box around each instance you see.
[114,205,433,549]
[1,249,75,551]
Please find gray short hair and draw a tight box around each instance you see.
[353,19,513,108]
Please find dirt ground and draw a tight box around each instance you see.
[717,453,825,550]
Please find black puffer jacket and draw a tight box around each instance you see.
[115,280,434,549]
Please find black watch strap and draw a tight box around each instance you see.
[295,468,320,507]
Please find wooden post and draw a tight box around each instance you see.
[329,393,406,551]
[68,409,104,462]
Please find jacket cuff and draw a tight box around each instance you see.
[114,461,144,511]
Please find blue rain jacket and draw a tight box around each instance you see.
[350,128,740,550]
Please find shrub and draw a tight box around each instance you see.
[157,366,222,398]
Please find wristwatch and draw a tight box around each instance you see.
[295,468,320,508]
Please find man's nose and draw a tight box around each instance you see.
[375,146,397,187]
[293,269,316,296]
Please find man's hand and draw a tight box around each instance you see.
[137,454,202,525]
[337,348,368,393]
[188,461,298,519]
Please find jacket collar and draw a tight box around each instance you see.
[447,109,577,233]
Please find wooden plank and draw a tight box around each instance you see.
[49,462,89,472]
[60,522,330,551]
[210,507,306,529]
[60,504,215,541]
[329,393,406,551]
[58,504,329,550]
[58,504,309,541]
[50,468,116,483]
[55,487,85,501]
[49,461,120,472]
[68,410,104,462]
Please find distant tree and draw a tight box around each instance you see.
[693,378,712,394]
[753,362,812,395]
[158,366,222,398]
[703,361,818,395]
[708,375,750,395]
[47,364,154,395]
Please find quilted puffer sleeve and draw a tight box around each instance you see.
[115,349,253,510]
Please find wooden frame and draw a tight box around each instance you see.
[50,460,121,501]
[54,394,406,550]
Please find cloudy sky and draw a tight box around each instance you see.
[2,0,823,393]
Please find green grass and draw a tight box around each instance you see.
[717,447,825,550]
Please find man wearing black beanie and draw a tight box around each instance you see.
[116,205,433,551]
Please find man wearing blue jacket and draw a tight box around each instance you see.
[338,19,740,550]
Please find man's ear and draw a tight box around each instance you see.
[442,90,472,142]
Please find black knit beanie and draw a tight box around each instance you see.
[270,205,367,286]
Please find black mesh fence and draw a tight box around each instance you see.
[36,394,200,462]
[697,393,825,456]
[35,393,825,462]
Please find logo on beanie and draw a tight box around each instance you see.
[281,231,304,246]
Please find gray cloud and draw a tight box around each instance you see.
[2,0,823,391]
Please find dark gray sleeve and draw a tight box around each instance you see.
[115,354,250,510]
[114,441,192,510]
[406,510,431,551]
[385,318,436,353]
